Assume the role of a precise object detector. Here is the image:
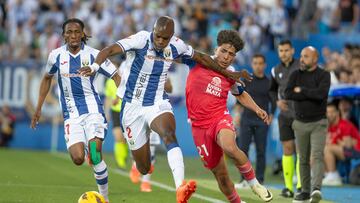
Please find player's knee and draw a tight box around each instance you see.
[72,155,85,166]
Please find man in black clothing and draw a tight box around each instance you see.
[285,46,330,203]
[235,54,276,186]
[269,40,301,197]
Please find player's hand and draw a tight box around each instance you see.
[229,70,253,86]
[277,99,288,112]
[78,66,95,77]
[256,108,270,125]
[30,110,41,129]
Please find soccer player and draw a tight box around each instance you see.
[79,16,250,203]
[185,30,273,203]
[30,18,120,203]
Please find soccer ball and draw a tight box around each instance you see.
[78,191,106,203]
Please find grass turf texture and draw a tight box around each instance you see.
[0,149,333,203]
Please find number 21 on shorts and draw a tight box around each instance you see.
[196,144,209,159]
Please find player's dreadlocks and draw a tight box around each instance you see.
[217,30,244,53]
[62,18,91,44]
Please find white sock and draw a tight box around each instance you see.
[167,147,184,189]
[142,174,151,182]
[93,160,109,201]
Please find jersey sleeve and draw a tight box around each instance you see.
[173,37,194,58]
[44,51,58,75]
[116,31,148,52]
[98,59,117,78]
[231,82,245,96]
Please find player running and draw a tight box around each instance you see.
[30,18,120,203]
[185,30,273,203]
[79,16,250,203]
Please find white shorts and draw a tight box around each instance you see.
[121,99,172,150]
[64,113,107,149]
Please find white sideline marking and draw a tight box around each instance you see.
[52,153,225,203]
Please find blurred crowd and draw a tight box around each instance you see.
[322,43,360,85]
[0,0,359,66]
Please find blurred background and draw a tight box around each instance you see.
[0,0,360,174]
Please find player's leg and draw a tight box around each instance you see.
[278,114,297,196]
[150,111,196,202]
[121,102,152,175]
[217,128,273,202]
[235,119,253,187]
[211,158,243,203]
[84,114,110,202]
[140,144,156,192]
[112,110,128,169]
[64,119,87,165]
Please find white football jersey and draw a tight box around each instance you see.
[116,31,194,106]
[45,44,117,120]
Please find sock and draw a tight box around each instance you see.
[93,160,109,201]
[237,160,256,186]
[282,155,294,191]
[226,188,241,203]
[166,143,184,189]
[296,154,301,189]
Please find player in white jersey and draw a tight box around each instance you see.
[30,18,120,203]
[79,16,251,203]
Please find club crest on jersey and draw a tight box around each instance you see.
[211,77,221,87]
[164,48,171,58]
[82,59,89,66]
[206,77,222,97]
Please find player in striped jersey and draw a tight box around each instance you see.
[79,16,251,203]
[31,18,120,203]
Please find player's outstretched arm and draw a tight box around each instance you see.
[78,44,124,77]
[30,74,53,129]
[191,50,252,83]
[235,91,270,125]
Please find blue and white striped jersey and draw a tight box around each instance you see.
[116,31,194,106]
[45,44,117,120]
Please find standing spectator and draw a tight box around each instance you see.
[238,16,262,65]
[285,46,330,203]
[315,0,339,34]
[235,54,276,186]
[335,0,360,33]
[0,105,16,147]
[269,40,301,198]
[293,0,317,39]
[323,103,360,186]
[269,0,288,49]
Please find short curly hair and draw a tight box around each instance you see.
[216,30,244,53]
